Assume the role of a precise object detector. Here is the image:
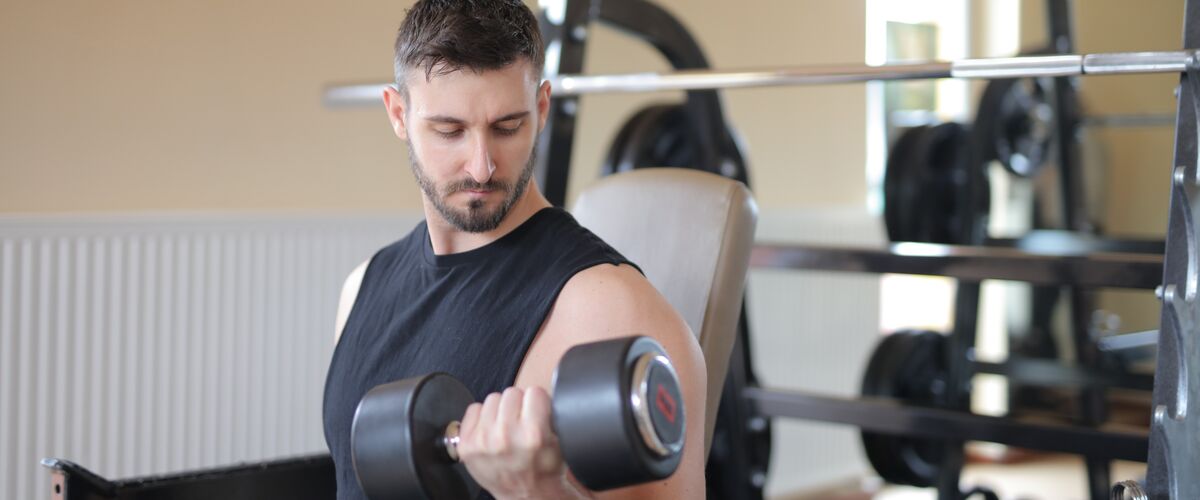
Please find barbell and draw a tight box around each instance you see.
[323,50,1196,107]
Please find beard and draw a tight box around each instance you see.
[408,140,538,233]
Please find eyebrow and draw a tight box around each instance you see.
[424,111,530,126]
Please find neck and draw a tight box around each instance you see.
[423,182,552,255]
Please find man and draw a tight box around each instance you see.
[322,1,706,499]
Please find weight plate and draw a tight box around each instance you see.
[883,122,989,244]
[860,330,949,487]
[974,76,1055,178]
[602,103,696,175]
[553,336,684,491]
[352,373,478,500]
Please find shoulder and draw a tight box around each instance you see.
[553,263,659,327]
[334,260,370,341]
[554,263,699,368]
[333,221,427,341]
[520,262,704,388]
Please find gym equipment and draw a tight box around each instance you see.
[860,330,949,487]
[1112,480,1149,500]
[750,241,1162,290]
[882,122,989,244]
[973,76,1055,178]
[352,374,480,500]
[324,51,1195,106]
[603,103,699,175]
[350,336,685,500]
[42,455,336,500]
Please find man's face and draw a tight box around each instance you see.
[385,60,549,233]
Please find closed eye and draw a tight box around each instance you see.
[434,128,463,139]
[494,119,523,136]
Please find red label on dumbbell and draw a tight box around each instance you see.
[646,361,684,449]
[655,384,677,424]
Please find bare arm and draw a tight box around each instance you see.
[513,263,707,500]
[334,260,369,341]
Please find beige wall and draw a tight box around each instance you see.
[2,1,411,213]
[1020,0,1181,237]
[1019,0,1181,332]
[1,0,867,214]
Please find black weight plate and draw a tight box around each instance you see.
[883,122,987,244]
[602,103,696,176]
[860,330,949,487]
[974,77,1054,178]
[883,125,933,243]
[553,336,684,491]
[352,373,478,500]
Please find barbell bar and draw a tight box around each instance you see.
[323,50,1196,107]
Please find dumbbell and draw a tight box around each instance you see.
[350,336,686,500]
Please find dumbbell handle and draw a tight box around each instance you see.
[443,421,463,462]
[436,352,680,466]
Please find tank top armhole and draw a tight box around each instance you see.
[333,228,420,355]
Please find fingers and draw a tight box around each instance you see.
[456,386,568,496]
[459,387,553,447]
[521,386,552,431]
[478,391,502,429]
[459,401,483,440]
[498,387,524,426]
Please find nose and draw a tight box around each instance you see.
[465,134,496,185]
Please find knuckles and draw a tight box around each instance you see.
[455,386,568,495]
[458,387,557,459]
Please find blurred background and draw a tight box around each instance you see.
[0,0,1183,498]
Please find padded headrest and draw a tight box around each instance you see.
[572,167,758,456]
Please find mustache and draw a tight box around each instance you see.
[444,179,509,193]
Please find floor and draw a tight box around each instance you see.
[774,452,1147,500]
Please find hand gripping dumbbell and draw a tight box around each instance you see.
[350,336,686,500]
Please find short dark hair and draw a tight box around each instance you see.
[393,0,545,95]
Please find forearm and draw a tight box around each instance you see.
[492,476,595,500]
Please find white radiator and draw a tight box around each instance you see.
[0,212,418,500]
[0,208,883,500]
[748,208,886,497]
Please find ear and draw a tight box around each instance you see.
[535,80,552,133]
[382,85,409,140]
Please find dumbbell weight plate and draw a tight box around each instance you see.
[553,336,686,491]
[351,373,480,500]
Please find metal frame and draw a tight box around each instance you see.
[1145,0,1200,498]
[750,243,1162,289]
[42,455,334,500]
[973,358,1153,392]
[1040,3,1116,497]
[743,388,1149,462]
[533,0,745,207]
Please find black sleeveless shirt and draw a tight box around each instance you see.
[322,207,636,500]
